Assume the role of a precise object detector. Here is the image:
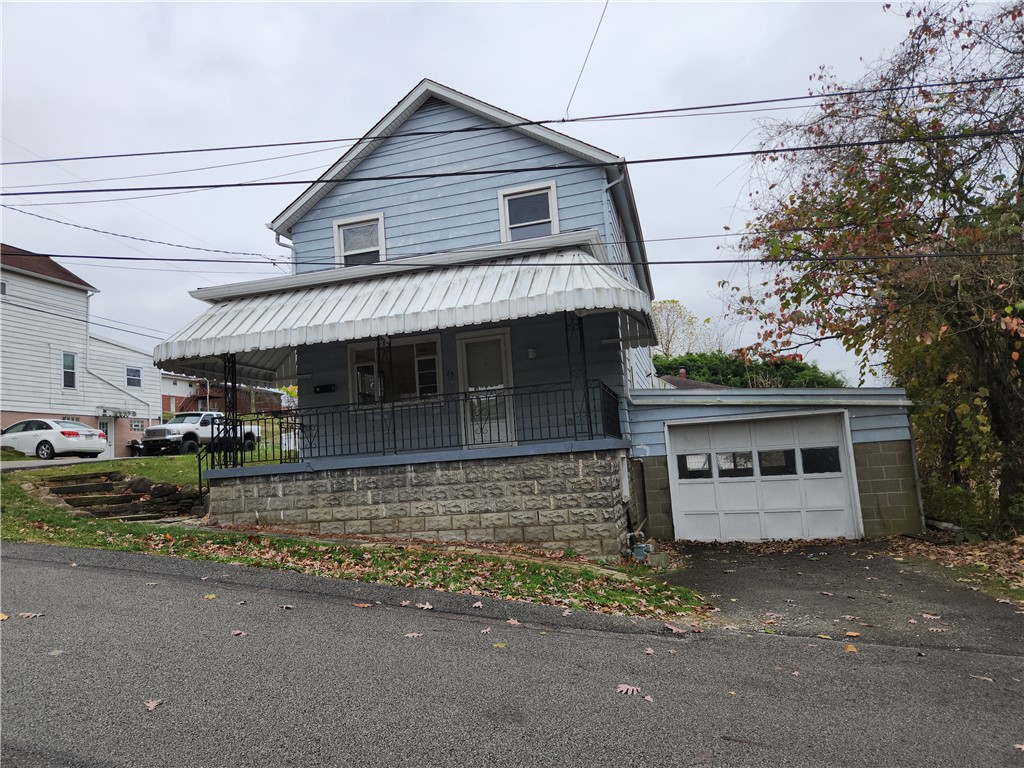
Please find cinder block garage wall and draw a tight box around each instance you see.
[853,440,923,536]
[636,456,673,541]
[208,449,630,557]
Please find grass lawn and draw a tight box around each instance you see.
[1,459,702,620]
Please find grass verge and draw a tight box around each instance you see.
[1,467,701,620]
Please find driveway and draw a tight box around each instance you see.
[662,540,1024,656]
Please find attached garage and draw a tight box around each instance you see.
[626,388,924,543]
[667,412,861,542]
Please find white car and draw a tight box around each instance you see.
[1,419,107,460]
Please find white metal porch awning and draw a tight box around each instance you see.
[154,249,654,386]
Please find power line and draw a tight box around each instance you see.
[0,298,167,341]
[6,126,1018,199]
[2,206,286,259]
[11,248,1019,267]
[564,0,610,119]
[2,74,1018,168]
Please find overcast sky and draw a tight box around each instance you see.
[1,1,914,384]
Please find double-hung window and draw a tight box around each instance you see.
[499,183,559,242]
[126,366,143,388]
[62,352,77,389]
[334,214,385,266]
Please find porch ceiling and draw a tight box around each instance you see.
[154,249,654,386]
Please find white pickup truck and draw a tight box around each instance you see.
[141,412,260,456]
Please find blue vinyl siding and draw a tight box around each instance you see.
[291,100,610,273]
[626,389,914,457]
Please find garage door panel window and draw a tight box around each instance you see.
[677,453,712,479]
[801,446,842,474]
[716,451,754,478]
[759,449,797,476]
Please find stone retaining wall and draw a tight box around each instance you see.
[208,449,630,557]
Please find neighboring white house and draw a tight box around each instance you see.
[1,243,162,457]
[160,371,201,414]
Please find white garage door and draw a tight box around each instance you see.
[668,413,861,542]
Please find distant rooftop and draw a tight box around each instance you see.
[1,243,97,291]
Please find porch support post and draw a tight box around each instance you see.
[564,312,593,439]
[222,353,238,419]
[377,336,395,454]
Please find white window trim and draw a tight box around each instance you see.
[497,182,559,243]
[332,213,386,267]
[126,365,143,388]
[347,333,442,404]
[62,351,78,390]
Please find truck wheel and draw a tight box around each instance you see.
[180,440,200,455]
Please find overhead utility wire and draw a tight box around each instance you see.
[564,0,610,119]
[15,249,1021,267]
[0,299,167,341]
[2,74,1017,167]
[6,126,1020,198]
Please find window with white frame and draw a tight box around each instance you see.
[349,338,440,404]
[126,366,143,388]
[499,183,559,242]
[334,214,385,266]
[62,352,77,389]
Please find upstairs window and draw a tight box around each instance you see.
[334,214,385,266]
[126,366,143,388]
[499,183,559,242]
[62,352,77,389]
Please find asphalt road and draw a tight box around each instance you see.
[2,542,1022,768]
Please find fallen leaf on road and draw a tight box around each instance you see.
[203,594,216,600]
[616,684,640,695]
[492,642,506,649]
[231,630,248,637]
[723,569,736,573]
[0,614,7,621]
[200,576,210,581]
[416,602,433,610]
[922,613,941,620]
[47,649,64,656]
[144,699,163,712]
[668,650,676,655]
[726,691,736,696]
[561,609,573,617]
[845,632,861,638]
[844,644,858,653]
[18,613,43,619]
[471,601,483,609]
[820,591,833,596]
[481,627,491,634]
[816,634,833,640]
[643,695,654,703]
[506,618,521,626]
[400,600,411,607]
[70,562,77,567]
[145,583,158,586]
[969,674,994,683]
[790,671,800,676]
[644,647,655,656]
[404,633,423,638]
[236,601,247,606]
[908,619,918,624]
[928,627,949,633]
[352,603,373,609]
[279,604,294,610]
[1014,744,1024,751]
[842,615,858,621]
[996,598,1011,604]
[664,623,688,634]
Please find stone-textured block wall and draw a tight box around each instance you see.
[637,456,673,541]
[853,440,922,536]
[208,450,629,557]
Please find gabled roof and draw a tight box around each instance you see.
[0,243,97,292]
[268,79,653,297]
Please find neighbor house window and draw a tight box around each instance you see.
[62,352,77,389]
[0,280,7,296]
[349,337,440,404]
[126,366,142,388]
[499,183,559,242]
[334,214,385,267]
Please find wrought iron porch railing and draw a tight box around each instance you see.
[197,380,622,485]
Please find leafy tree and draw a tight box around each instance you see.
[651,299,735,356]
[654,351,847,388]
[731,2,1024,530]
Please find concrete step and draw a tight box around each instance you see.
[45,472,124,486]
[64,493,146,508]
[49,482,116,495]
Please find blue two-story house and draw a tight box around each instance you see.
[155,80,657,557]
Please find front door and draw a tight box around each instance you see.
[457,332,513,446]
[98,419,114,459]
